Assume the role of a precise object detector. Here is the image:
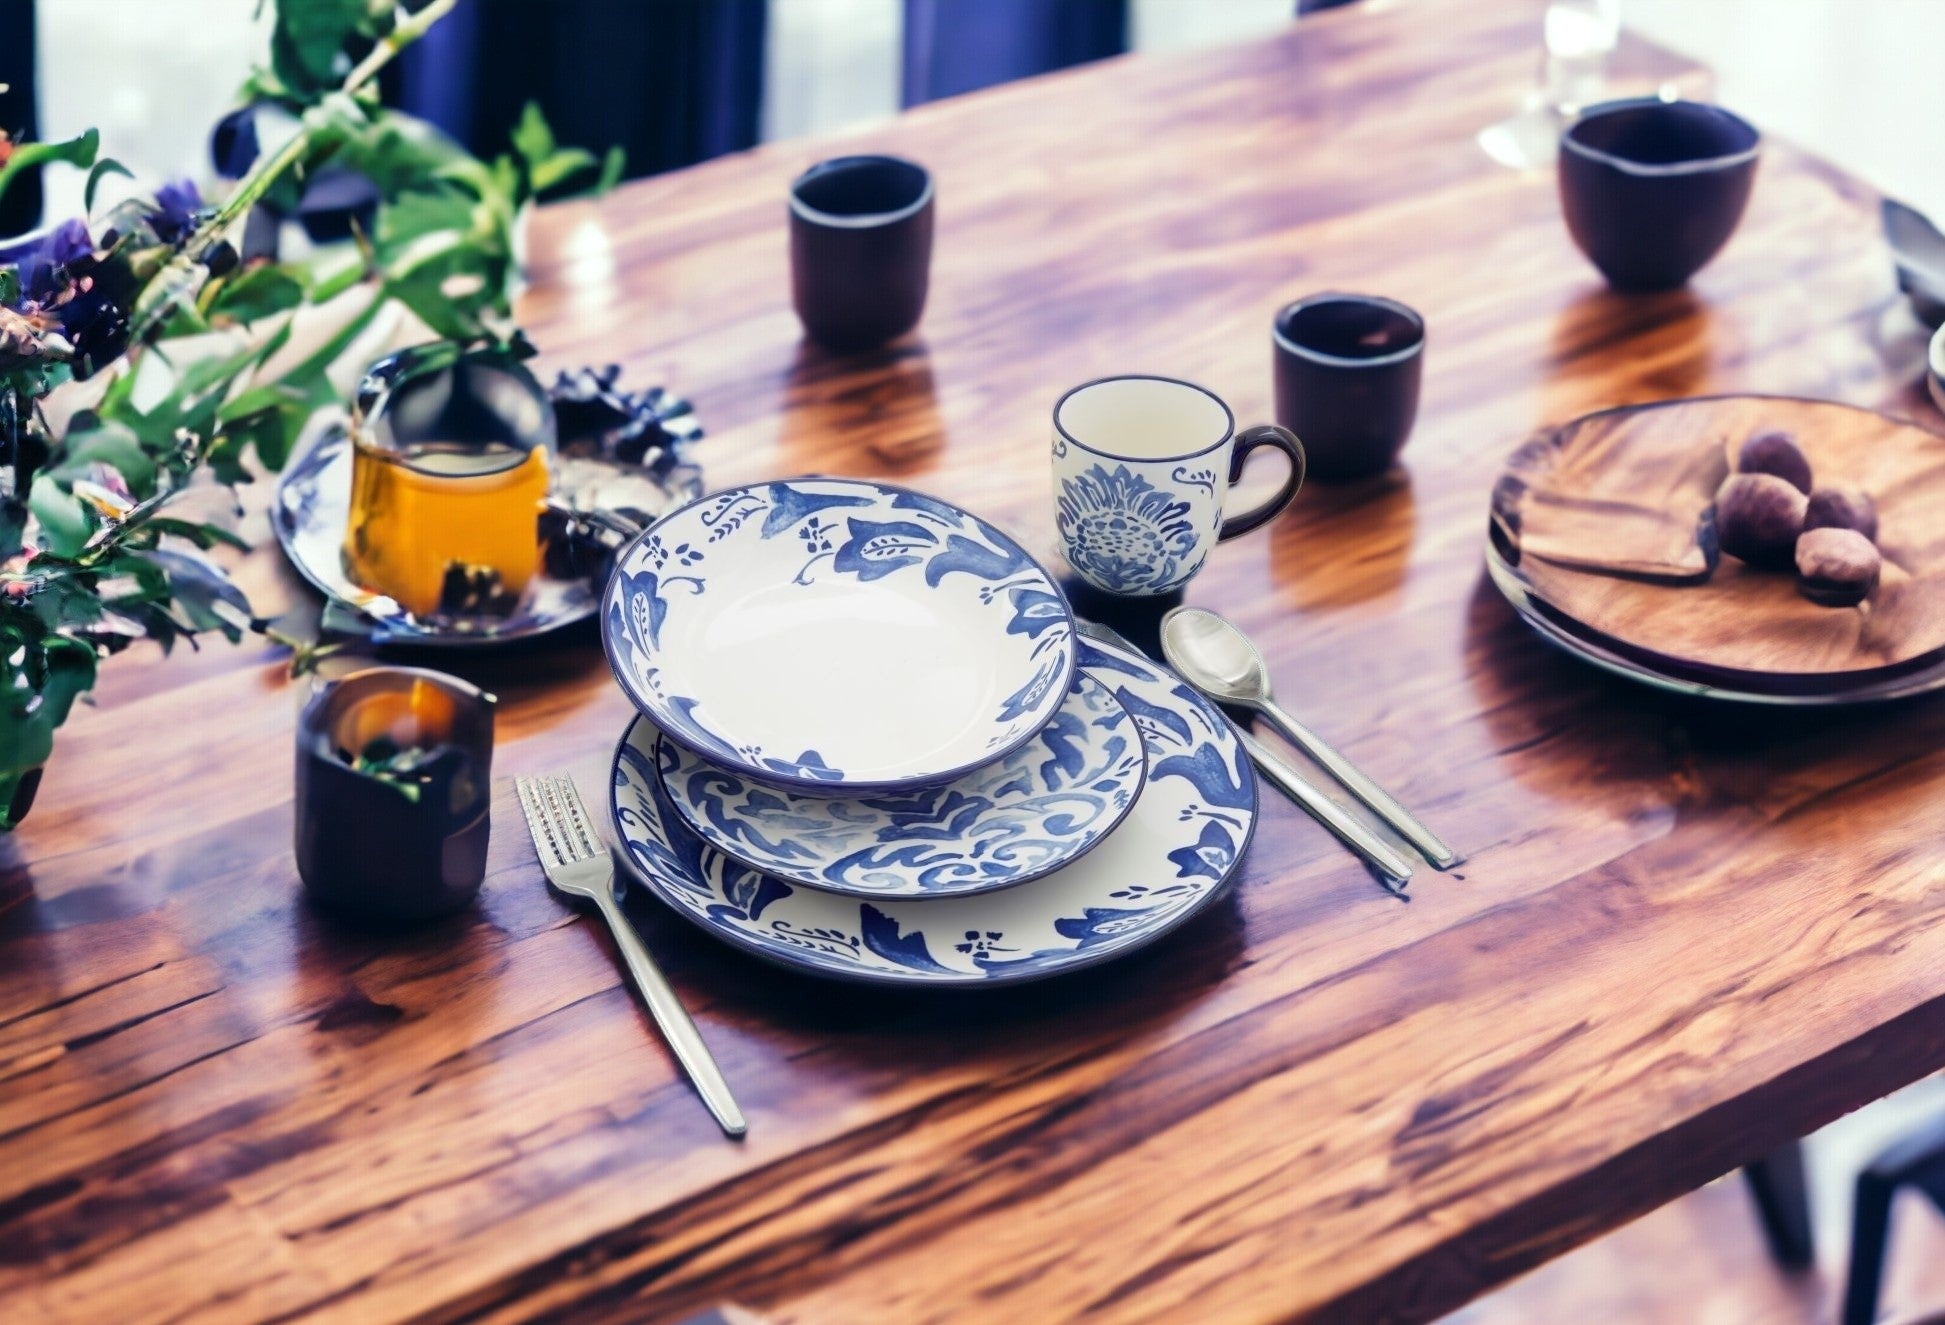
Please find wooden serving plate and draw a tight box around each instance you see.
[1490,395,1945,695]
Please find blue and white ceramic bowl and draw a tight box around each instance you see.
[608,638,1257,986]
[657,670,1146,898]
[602,478,1077,793]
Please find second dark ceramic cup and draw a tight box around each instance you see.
[789,154,934,351]
[1558,98,1761,291]
[295,666,496,926]
[1272,293,1424,482]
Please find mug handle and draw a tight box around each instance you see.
[1217,424,1306,540]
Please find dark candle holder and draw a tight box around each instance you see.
[295,666,496,925]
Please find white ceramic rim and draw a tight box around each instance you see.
[789,154,934,230]
[1052,374,1237,464]
[1561,97,1762,178]
[598,476,1078,794]
[1271,292,1426,369]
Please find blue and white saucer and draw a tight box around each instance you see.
[608,638,1257,986]
[657,669,1146,898]
[600,477,1076,794]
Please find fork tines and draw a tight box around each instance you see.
[516,774,605,869]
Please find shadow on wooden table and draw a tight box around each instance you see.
[615,870,1250,1044]
[1463,569,1945,784]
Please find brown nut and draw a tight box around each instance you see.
[1803,486,1879,542]
[1795,526,1880,607]
[1715,473,1808,569]
[1736,430,1813,494]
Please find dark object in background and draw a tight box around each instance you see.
[1558,98,1761,291]
[1881,197,1945,329]
[1843,1112,1945,1325]
[295,667,496,925]
[1272,293,1424,482]
[386,0,764,180]
[0,2,41,236]
[902,0,1125,106]
[790,155,935,351]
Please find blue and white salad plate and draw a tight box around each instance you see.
[608,638,1257,986]
[601,477,1077,793]
[657,669,1147,898]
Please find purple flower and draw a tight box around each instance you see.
[148,179,205,245]
[0,218,95,303]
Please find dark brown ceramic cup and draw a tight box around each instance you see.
[295,666,496,925]
[789,154,934,351]
[1272,293,1424,482]
[1558,98,1760,291]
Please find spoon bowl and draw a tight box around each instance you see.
[1161,606,1275,705]
[1160,605,1461,870]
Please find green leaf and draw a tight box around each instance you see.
[0,629,98,779]
[595,145,627,194]
[27,478,95,559]
[511,102,556,169]
[0,269,19,306]
[39,418,158,494]
[205,263,308,325]
[270,0,396,101]
[0,128,99,208]
[142,517,250,552]
[84,156,134,213]
[530,146,600,198]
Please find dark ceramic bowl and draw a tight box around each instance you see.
[1558,98,1760,291]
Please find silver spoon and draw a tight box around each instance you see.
[1161,606,1462,870]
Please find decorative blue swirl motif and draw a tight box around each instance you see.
[602,478,1076,790]
[1055,463,1203,595]
[659,672,1147,897]
[1171,464,1218,495]
[608,636,1257,986]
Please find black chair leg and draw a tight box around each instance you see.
[1840,1111,1945,1325]
[1843,1169,1896,1325]
[1744,1140,1817,1270]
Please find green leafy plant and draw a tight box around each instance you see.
[0,0,621,826]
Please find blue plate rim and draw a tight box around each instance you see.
[598,475,1080,795]
[605,637,1259,988]
[652,667,1151,899]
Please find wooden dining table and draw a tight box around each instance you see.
[7,1,1945,1321]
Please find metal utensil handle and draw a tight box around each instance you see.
[592,885,748,1137]
[1238,730,1415,882]
[1259,699,1461,869]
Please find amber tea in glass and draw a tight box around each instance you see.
[341,344,557,625]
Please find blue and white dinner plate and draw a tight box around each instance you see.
[608,638,1258,986]
[657,669,1147,898]
[601,477,1077,793]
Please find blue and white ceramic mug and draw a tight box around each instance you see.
[1052,375,1305,597]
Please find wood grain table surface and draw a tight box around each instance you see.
[6,2,1944,1322]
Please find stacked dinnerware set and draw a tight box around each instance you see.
[597,476,1260,987]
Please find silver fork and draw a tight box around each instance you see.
[516,773,746,1137]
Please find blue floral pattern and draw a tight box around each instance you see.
[1055,464,1203,596]
[660,672,1146,897]
[602,478,1076,790]
[607,638,1258,986]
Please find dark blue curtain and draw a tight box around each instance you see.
[0,0,41,234]
[902,0,1127,108]
[387,0,766,180]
